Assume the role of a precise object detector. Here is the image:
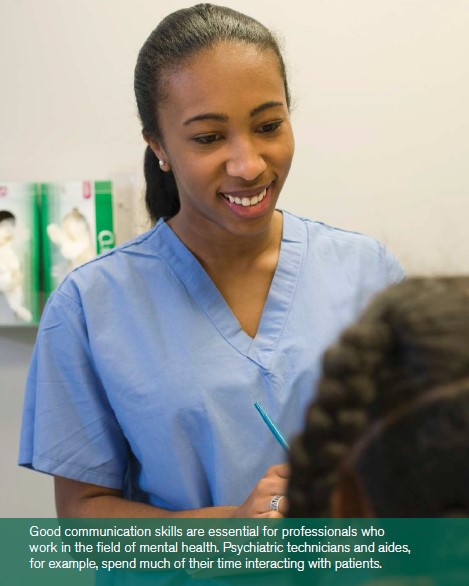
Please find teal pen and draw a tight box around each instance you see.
[254,401,290,451]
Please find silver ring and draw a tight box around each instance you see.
[270,495,284,512]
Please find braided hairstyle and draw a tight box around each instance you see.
[288,276,469,517]
[134,4,290,223]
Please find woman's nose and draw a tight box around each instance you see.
[225,138,267,181]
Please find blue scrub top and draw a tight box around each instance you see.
[18,211,404,511]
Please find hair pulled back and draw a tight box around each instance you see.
[288,276,469,517]
[134,4,290,223]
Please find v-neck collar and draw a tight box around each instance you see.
[152,211,305,370]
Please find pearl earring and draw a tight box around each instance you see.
[159,160,165,168]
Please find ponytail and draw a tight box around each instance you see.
[144,146,180,223]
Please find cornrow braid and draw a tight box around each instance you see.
[288,322,391,516]
[288,276,469,517]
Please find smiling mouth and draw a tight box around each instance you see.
[220,186,268,207]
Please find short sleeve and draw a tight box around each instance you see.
[18,289,130,489]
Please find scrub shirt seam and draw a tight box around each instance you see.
[198,397,219,507]
[48,225,161,310]
[150,220,258,359]
[155,253,252,359]
[59,226,160,275]
[262,285,300,372]
[302,217,377,242]
[52,288,85,314]
[31,452,123,484]
[261,219,308,372]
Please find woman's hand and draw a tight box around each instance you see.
[232,463,289,518]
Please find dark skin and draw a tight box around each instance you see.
[55,464,289,518]
[189,211,283,338]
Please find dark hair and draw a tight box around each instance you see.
[288,276,469,517]
[134,3,290,223]
[0,210,15,224]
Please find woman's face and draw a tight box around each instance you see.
[149,41,295,239]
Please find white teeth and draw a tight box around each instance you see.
[223,186,268,206]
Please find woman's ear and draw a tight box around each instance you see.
[331,465,375,518]
[143,133,171,172]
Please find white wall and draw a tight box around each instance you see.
[1,0,469,516]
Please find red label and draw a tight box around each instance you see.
[83,181,92,199]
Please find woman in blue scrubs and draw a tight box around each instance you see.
[19,4,404,518]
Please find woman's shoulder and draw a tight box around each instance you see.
[284,210,382,248]
[52,221,168,305]
[283,210,405,282]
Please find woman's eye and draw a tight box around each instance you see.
[192,134,221,145]
[258,121,282,134]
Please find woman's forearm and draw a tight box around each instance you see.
[54,476,237,518]
[63,493,237,518]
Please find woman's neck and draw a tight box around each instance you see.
[167,210,283,272]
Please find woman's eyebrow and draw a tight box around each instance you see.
[183,112,228,126]
[250,101,284,117]
[182,101,285,126]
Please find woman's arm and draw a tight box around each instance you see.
[55,463,289,519]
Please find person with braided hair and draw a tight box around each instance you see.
[288,276,469,518]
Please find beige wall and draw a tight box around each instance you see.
[2,0,468,273]
[1,0,468,515]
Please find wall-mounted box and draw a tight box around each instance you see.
[0,182,39,325]
[41,180,115,299]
